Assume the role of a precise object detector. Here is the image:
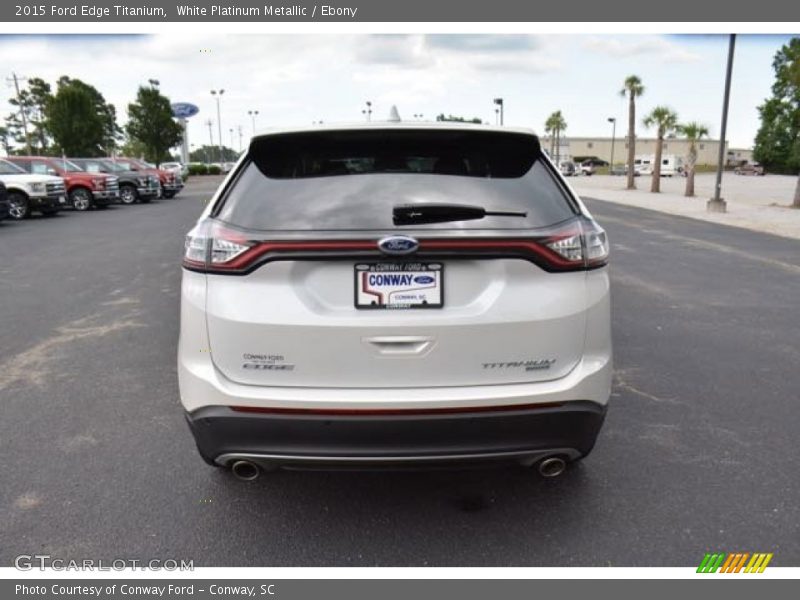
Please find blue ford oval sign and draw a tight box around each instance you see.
[171,102,200,119]
[378,235,419,255]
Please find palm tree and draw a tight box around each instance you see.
[676,122,709,197]
[643,106,679,193]
[544,114,557,157]
[544,111,567,164]
[620,76,645,190]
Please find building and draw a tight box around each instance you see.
[540,136,753,167]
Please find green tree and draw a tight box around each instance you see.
[544,111,567,164]
[45,77,120,156]
[643,106,678,193]
[125,85,184,164]
[435,114,483,124]
[119,136,149,159]
[189,144,238,163]
[753,38,800,207]
[0,126,11,155]
[5,77,53,154]
[676,122,709,198]
[620,75,645,190]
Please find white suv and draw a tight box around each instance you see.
[179,123,612,480]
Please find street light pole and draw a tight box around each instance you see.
[493,98,504,125]
[708,34,735,213]
[211,89,225,164]
[362,100,372,122]
[205,118,214,164]
[248,110,259,135]
[608,117,617,174]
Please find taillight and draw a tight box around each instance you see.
[211,237,250,264]
[544,220,609,269]
[183,221,256,272]
[583,221,610,266]
[545,233,583,262]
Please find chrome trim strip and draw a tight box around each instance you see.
[214,448,581,467]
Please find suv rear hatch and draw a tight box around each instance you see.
[197,128,594,388]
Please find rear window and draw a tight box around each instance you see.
[216,129,577,232]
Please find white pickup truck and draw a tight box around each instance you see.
[0,158,66,219]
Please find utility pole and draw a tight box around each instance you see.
[7,72,32,154]
[708,34,735,214]
[362,100,372,122]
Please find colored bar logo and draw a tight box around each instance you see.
[697,552,773,573]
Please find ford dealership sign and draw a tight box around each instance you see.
[171,102,199,119]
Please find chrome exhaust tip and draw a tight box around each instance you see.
[537,456,567,478]
[230,460,261,481]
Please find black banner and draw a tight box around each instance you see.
[3,0,800,22]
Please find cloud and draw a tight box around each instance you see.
[352,34,559,74]
[354,35,432,68]
[424,34,558,73]
[424,34,541,53]
[583,37,702,63]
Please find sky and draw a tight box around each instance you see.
[0,33,796,152]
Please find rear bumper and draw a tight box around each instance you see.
[186,401,606,468]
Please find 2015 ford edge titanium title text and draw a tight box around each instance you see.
[178,122,612,480]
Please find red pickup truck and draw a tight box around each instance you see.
[7,156,120,211]
[108,157,184,198]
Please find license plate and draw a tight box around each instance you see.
[355,263,443,309]
[58,196,66,204]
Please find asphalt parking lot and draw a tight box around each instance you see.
[1,176,799,567]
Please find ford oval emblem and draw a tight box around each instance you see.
[378,235,419,255]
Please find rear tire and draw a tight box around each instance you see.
[7,192,29,220]
[119,185,137,205]
[69,187,93,211]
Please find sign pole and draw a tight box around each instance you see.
[180,118,189,164]
[171,103,200,165]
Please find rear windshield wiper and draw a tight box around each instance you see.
[393,203,528,226]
